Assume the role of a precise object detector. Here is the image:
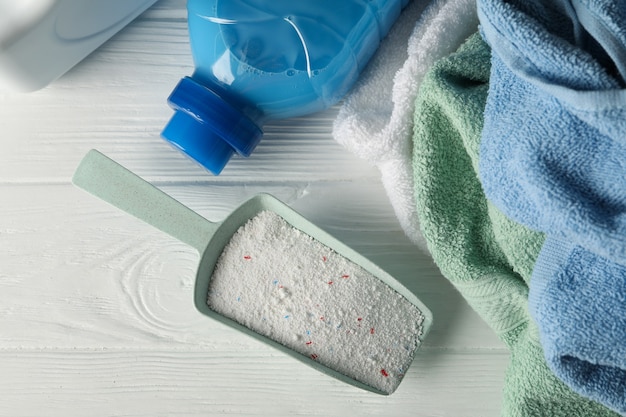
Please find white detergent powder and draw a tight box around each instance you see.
[207,210,425,394]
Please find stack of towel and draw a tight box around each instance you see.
[333,0,479,251]
[478,0,626,413]
[333,0,626,414]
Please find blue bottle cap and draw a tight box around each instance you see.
[161,77,263,175]
[162,110,234,175]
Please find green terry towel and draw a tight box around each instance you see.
[411,32,618,417]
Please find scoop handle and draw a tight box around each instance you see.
[72,149,216,253]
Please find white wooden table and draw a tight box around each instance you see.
[0,1,509,415]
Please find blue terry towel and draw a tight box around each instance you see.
[477,0,626,266]
[477,0,626,413]
[528,237,626,415]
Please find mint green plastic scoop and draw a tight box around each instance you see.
[72,149,432,395]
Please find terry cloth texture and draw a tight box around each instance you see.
[478,0,626,413]
[477,0,626,265]
[412,32,619,417]
[529,237,626,415]
[333,0,479,252]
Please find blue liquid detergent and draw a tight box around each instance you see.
[162,0,409,174]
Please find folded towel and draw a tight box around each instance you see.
[477,0,626,265]
[529,237,626,415]
[412,33,534,337]
[477,0,626,413]
[412,32,619,417]
[332,0,479,251]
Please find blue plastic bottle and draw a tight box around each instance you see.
[162,0,409,174]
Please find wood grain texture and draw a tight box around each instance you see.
[0,0,508,415]
[0,349,507,417]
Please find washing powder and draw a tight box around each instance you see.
[207,210,426,394]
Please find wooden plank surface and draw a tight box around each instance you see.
[0,0,508,415]
[0,349,507,417]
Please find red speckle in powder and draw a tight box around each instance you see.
[357,317,363,322]
[243,255,252,260]
[342,274,350,279]
[311,354,318,360]
[328,281,334,285]
[322,256,327,262]
[320,316,325,321]
[370,328,375,335]
[381,369,389,377]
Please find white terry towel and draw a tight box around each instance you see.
[333,0,479,253]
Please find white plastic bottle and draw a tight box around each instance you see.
[0,0,158,92]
